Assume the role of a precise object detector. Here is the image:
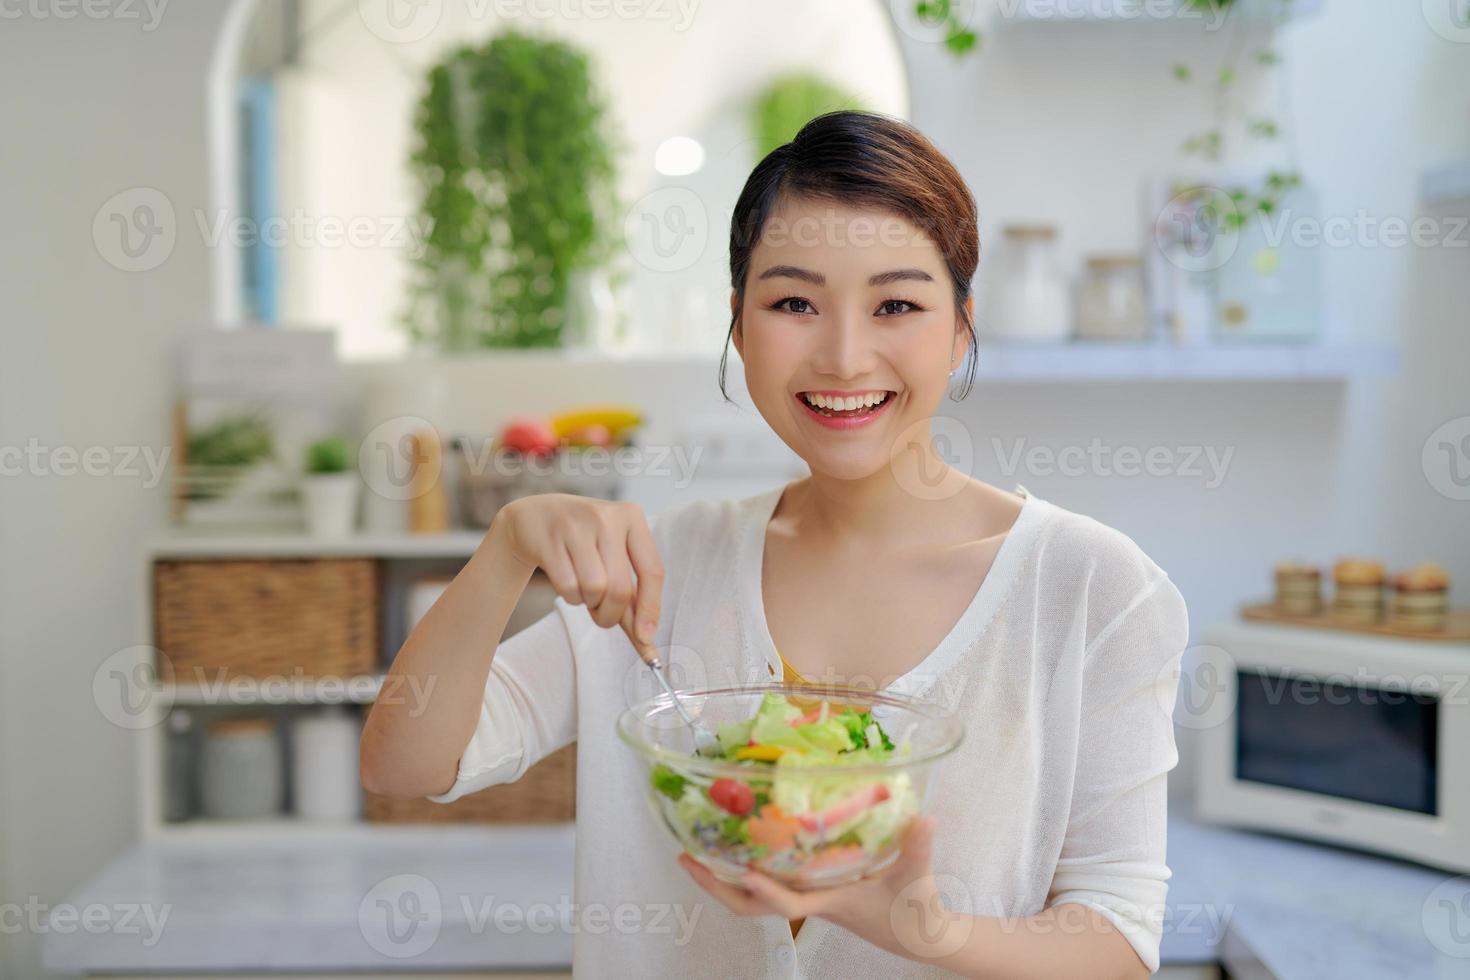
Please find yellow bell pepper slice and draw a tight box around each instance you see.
[734,744,787,762]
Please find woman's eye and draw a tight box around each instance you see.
[878,299,921,316]
[772,297,813,315]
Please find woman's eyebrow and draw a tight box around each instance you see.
[755,266,935,286]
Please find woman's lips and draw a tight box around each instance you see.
[793,391,896,430]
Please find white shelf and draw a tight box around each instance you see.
[997,0,1322,28]
[148,530,485,559]
[960,341,1397,381]
[159,675,383,706]
[1421,162,1470,205]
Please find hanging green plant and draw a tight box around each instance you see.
[920,0,1302,232]
[1170,0,1301,228]
[751,73,867,159]
[405,30,621,350]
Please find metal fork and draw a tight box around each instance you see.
[635,644,722,757]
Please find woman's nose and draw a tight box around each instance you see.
[812,311,877,381]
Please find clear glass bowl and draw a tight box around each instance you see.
[616,683,965,890]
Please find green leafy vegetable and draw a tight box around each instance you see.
[650,764,687,801]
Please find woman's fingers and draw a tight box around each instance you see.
[676,854,770,917]
[882,815,936,881]
[618,604,658,665]
[590,518,636,629]
[566,528,609,613]
[740,870,838,921]
[540,541,583,605]
[624,510,665,644]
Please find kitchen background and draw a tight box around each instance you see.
[2,0,1470,977]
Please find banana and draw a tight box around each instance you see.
[549,405,643,440]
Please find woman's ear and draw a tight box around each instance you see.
[730,291,743,358]
[953,296,974,365]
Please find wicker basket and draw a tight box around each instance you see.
[364,743,577,824]
[154,559,379,684]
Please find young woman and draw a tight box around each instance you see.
[361,111,1187,979]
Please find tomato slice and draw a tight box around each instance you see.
[709,778,755,815]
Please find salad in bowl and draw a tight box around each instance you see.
[617,684,964,890]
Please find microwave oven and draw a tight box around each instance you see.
[1194,620,1470,873]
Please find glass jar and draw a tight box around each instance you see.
[1076,256,1149,341]
[983,226,1071,342]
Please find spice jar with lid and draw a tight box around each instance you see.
[1076,255,1149,341]
[983,225,1072,342]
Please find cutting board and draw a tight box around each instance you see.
[1241,602,1470,642]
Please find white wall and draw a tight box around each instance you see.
[0,5,233,976]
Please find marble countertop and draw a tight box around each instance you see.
[42,817,1470,976]
[1161,816,1469,978]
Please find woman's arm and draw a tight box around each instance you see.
[359,511,536,799]
[360,495,664,800]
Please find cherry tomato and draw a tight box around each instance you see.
[708,778,755,816]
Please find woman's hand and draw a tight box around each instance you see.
[677,815,964,965]
[497,494,665,654]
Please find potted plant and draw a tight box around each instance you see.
[301,437,358,538]
[404,30,622,350]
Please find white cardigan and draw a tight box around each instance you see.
[430,485,1189,978]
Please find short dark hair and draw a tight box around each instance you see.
[720,110,980,402]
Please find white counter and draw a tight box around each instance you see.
[42,817,1470,977]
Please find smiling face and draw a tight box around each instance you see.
[732,195,972,482]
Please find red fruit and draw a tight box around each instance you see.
[498,417,558,458]
[708,778,755,816]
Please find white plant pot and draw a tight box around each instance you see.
[301,473,360,538]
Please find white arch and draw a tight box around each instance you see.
[206,0,262,324]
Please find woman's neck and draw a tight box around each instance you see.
[778,445,1012,553]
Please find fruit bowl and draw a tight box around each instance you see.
[616,684,964,890]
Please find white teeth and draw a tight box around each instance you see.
[801,391,890,412]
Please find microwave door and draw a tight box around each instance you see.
[1234,668,1440,815]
